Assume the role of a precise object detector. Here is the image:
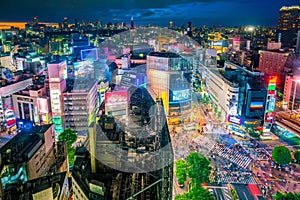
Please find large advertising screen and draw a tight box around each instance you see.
[105,91,127,104]
[250,102,264,109]
[170,89,191,102]
[105,90,128,116]
[250,102,264,113]
[228,115,242,125]
[73,61,94,77]
[37,98,49,114]
[81,48,98,61]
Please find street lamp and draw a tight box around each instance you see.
[290,79,300,118]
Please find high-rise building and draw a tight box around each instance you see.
[258,49,290,91]
[146,52,193,124]
[169,21,173,29]
[63,17,68,30]
[0,67,33,132]
[277,5,300,48]
[48,60,67,134]
[283,75,300,111]
[187,21,192,37]
[296,31,300,55]
[74,18,79,29]
[0,125,68,192]
[267,41,282,50]
[12,78,50,125]
[223,61,270,131]
[63,78,98,141]
[2,172,69,200]
[32,16,38,25]
[130,15,134,29]
[202,66,239,123]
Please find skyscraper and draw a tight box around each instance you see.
[277,6,300,48]
[130,15,134,29]
[63,17,68,30]
[296,31,300,55]
[187,21,192,37]
[48,60,67,134]
[32,16,38,25]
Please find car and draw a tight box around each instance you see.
[208,189,214,194]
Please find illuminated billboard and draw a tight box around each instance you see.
[228,115,242,125]
[81,48,99,61]
[73,61,94,77]
[212,41,223,46]
[37,98,49,114]
[4,109,16,129]
[170,89,191,102]
[53,116,63,133]
[105,91,127,104]
[50,89,62,116]
[264,76,277,132]
[250,102,264,109]
[105,90,128,116]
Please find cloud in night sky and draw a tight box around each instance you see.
[0,0,299,26]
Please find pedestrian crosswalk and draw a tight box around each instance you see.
[211,144,252,169]
[222,187,232,200]
[214,171,257,184]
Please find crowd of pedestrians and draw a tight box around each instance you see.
[212,171,256,184]
[211,143,253,169]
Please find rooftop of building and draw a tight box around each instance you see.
[208,67,239,88]
[72,149,113,199]
[261,49,290,54]
[148,51,180,58]
[48,59,66,64]
[14,83,45,96]
[64,77,97,93]
[3,171,67,200]
[225,61,265,76]
[0,124,52,166]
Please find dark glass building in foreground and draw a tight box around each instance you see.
[72,87,173,200]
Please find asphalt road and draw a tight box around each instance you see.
[208,185,232,200]
[233,184,255,200]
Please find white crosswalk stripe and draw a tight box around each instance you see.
[222,188,232,200]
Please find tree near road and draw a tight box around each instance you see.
[186,152,211,185]
[274,191,300,199]
[58,128,78,150]
[272,146,292,165]
[58,128,78,167]
[175,185,215,200]
[175,159,187,185]
[294,150,300,163]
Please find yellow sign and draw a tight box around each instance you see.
[161,91,169,113]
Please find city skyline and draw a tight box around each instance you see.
[0,0,299,27]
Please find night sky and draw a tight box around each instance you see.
[0,0,299,27]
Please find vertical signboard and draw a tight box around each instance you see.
[263,76,277,132]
